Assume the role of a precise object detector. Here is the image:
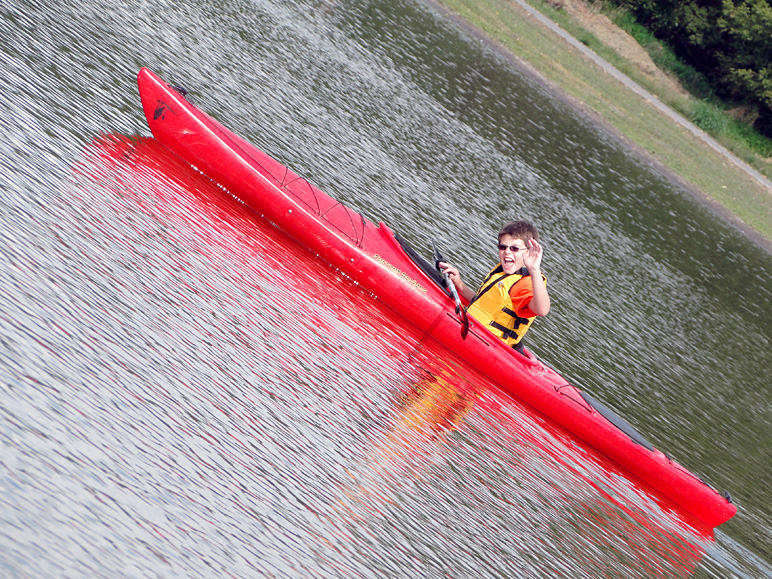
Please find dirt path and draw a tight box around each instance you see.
[558,0,687,97]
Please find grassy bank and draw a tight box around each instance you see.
[432,0,772,248]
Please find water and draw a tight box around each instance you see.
[1,0,771,577]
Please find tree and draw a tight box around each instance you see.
[609,0,772,136]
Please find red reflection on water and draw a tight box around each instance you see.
[376,354,708,577]
[77,133,711,576]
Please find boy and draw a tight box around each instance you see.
[439,220,550,353]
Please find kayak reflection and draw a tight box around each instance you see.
[329,356,709,577]
[395,368,476,438]
[79,131,710,576]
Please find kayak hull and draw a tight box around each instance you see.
[137,67,736,528]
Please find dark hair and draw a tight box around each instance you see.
[498,220,539,243]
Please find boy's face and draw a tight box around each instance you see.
[498,234,528,275]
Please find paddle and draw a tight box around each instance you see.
[433,240,470,340]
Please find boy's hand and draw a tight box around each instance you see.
[438,261,460,284]
[524,238,543,272]
[438,262,474,301]
[524,238,550,316]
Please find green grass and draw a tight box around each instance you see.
[432,0,772,245]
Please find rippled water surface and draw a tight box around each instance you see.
[2,0,771,577]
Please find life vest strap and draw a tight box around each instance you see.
[490,321,522,340]
[467,271,506,309]
[490,321,527,351]
[498,309,531,328]
[469,268,528,308]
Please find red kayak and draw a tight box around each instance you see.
[137,67,736,528]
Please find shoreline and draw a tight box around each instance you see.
[427,0,772,255]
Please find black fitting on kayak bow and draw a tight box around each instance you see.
[170,82,193,104]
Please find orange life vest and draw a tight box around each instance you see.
[466,265,546,347]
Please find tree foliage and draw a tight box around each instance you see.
[609,0,772,136]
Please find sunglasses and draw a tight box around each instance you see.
[497,244,527,253]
